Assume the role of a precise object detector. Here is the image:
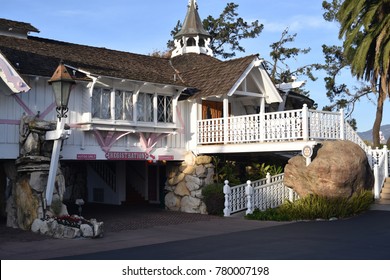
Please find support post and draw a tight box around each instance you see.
[245,180,253,215]
[223,97,229,144]
[223,180,231,217]
[45,118,69,207]
[340,108,345,140]
[45,119,64,207]
[302,104,309,141]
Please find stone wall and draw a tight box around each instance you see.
[164,154,214,214]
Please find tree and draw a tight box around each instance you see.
[323,0,390,146]
[168,2,263,59]
[264,27,321,97]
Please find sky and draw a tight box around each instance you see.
[1,0,389,132]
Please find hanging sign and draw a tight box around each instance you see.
[105,152,147,160]
[77,154,96,160]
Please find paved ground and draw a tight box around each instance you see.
[1,203,390,260]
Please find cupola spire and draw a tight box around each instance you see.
[171,0,213,58]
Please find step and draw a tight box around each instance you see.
[376,199,390,205]
[381,188,390,194]
[380,193,390,199]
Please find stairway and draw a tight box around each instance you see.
[378,178,390,204]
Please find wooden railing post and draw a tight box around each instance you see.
[340,108,345,140]
[223,180,231,216]
[302,104,309,141]
[245,180,253,215]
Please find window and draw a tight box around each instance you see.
[158,95,173,123]
[92,88,111,119]
[91,88,174,124]
[115,90,133,120]
[137,92,154,122]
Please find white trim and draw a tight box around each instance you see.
[0,51,31,94]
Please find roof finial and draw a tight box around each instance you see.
[188,0,198,9]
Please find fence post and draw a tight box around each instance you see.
[302,104,309,141]
[245,180,254,215]
[340,108,345,140]
[373,164,380,200]
[384,145,389,178]
[223,180,231,217]
[288,188,294,202]
[266,172,271,184]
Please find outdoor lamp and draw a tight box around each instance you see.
[48,62,75,119]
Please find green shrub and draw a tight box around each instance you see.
[202,183,224,216]
[246,190,374,221]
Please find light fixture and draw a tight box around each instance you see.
[48,62,75,119]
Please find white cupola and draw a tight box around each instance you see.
[171,0,213,58]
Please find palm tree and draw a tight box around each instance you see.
[337,0,390,147]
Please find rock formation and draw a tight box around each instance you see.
[284,140,374,198]
[165,154,214,214]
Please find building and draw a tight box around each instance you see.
[1,0,322,214]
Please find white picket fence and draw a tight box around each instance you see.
[223,173,299,216]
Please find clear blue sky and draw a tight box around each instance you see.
[1,0,389,132]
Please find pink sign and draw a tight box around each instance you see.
[158,155,174,161]
[105,152,147,160]
[77,154,96,160]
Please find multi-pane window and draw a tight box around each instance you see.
[158,95,173,123]
[92,88,173,124]
[115,90,133,120]
[92,88,111,119]
[137,92,154,122]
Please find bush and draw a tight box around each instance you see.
[202,183,224,216]
[246,190,374,221]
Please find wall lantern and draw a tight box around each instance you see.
[48,62,75,119]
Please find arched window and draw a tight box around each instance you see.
[187,37,196,46]
[199,38,205,47]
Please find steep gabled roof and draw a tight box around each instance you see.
[0,33,260,100]
[171,53,258,99]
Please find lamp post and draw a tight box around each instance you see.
[45,62,74,207]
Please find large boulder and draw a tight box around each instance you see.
[284,140,374,198]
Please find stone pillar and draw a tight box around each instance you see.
[164,153,214,214]
[6,116,68,230]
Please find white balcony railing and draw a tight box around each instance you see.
[197,105,346,145]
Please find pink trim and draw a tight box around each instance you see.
[139,132,168,154]
[12,95,34,115]
[0,119,20,125]
[39,102,56,118]
[93,130,131,153]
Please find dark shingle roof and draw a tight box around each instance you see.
[0,33,256,99]
[171,53,257,99]
[0,18,39,33]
